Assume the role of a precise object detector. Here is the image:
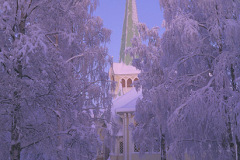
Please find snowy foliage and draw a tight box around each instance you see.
[129,0,240,159]
[0,0,112,159]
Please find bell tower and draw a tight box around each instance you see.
[109,0,140,98]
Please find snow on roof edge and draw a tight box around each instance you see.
[112,63,140,75]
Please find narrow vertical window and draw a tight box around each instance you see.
[120,141,124,154]
[121,79,125,88]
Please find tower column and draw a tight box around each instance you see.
[124,113,128,160]
[128,113,132,160]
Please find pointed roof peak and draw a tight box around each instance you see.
[119,0,139,65]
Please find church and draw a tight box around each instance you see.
[108,63,161,160]
[106,0,161,160]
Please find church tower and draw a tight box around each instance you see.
[109,0,140,98]
[119,0,139,65]
[106,2,162,160]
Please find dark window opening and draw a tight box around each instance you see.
[127,78,132,87]
[134,78,138,82]
[134,144,140,152]
[120,141,124,154]
[121,79,125,88]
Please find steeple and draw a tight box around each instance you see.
[119,0,139,65]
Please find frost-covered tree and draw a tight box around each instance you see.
[129,0,240,159]
[0,0,112,159]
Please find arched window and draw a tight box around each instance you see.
[127,78,132,87]
[121,79,125,88]
[134,78,138,82]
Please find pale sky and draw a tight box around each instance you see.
[95,0,164,62]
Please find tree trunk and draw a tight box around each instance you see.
[10,6,27,159]
[226,116,235,159]
[161,134,166,160]
[230,64,240,160]
[236,136,240,160]
[10,104,21,160]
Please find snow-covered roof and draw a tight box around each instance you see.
[112,88,142,114]
[112,63,140,75]
[110,88,142,137]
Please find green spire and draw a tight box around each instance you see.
[119,0,139,65]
